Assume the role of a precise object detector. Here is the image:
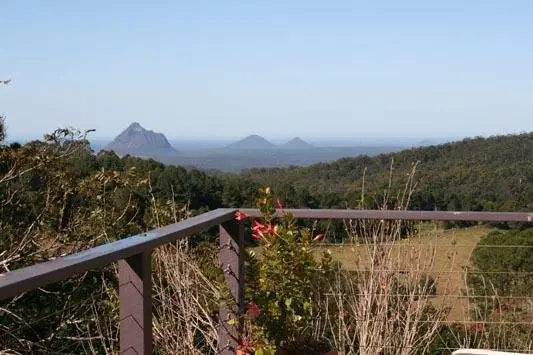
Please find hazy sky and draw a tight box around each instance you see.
[1,1,532,140]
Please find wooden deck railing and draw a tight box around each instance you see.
[0,208,532,354]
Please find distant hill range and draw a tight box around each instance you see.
[104,122,177,157]
[102,123,404,172]
[283,137,314,149]
[227,134,276,150]
[226,135,315,150]
[416,139,444,147]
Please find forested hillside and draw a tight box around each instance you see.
[241,133,533,212]
[2,127,532,353]
[4,130,532,216]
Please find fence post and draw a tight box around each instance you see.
[119,251,152,355]
[218,219,244,354]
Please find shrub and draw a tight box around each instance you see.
[468,228,533,302]
[238,187,332,352]
[461,228,533,352]
[419,274,437,297]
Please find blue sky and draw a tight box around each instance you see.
[1,1,532,140]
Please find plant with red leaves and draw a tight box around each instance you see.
[241,186,332,350]
[235,211,248,221]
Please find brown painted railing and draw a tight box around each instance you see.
[0,208,241,355]
[0,208,532,354]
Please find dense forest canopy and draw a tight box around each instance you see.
[3,130,533,216]
[241,132,533,212]
[82,131,533,214]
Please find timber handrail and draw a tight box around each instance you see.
[0,208,237,301]
[1,208,532,354]
[239,208,533,221]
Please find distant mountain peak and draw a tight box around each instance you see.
[104,122,176,156]
[227,134,275,150]
[128,122,144,131]
[283,137,314,149]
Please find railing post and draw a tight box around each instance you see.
[119,251,152,355]
[218,219,244,354]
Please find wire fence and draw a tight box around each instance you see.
[1,210,532,354]
[309,222,533,354]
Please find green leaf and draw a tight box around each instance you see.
[285,298,292,307]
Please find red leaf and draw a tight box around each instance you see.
[246,302,261,319]
[235,211,249,221]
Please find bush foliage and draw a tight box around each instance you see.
[1,124,533,353]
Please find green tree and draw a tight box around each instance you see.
[469,228,533,299]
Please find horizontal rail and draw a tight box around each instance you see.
[0,208,236,301]
[1,207,532,354]
[1,208,531,302]
[240,209,533,222]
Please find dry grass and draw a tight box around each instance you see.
[151,241,221,355]
[249,224,504,354]
[251,225,490,323]
[318,224,490,322]
[314,215,445,354]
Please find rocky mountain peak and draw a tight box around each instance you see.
[104,122,176,156]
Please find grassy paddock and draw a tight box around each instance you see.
[250,224,490,322]
[312,224,490,322]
